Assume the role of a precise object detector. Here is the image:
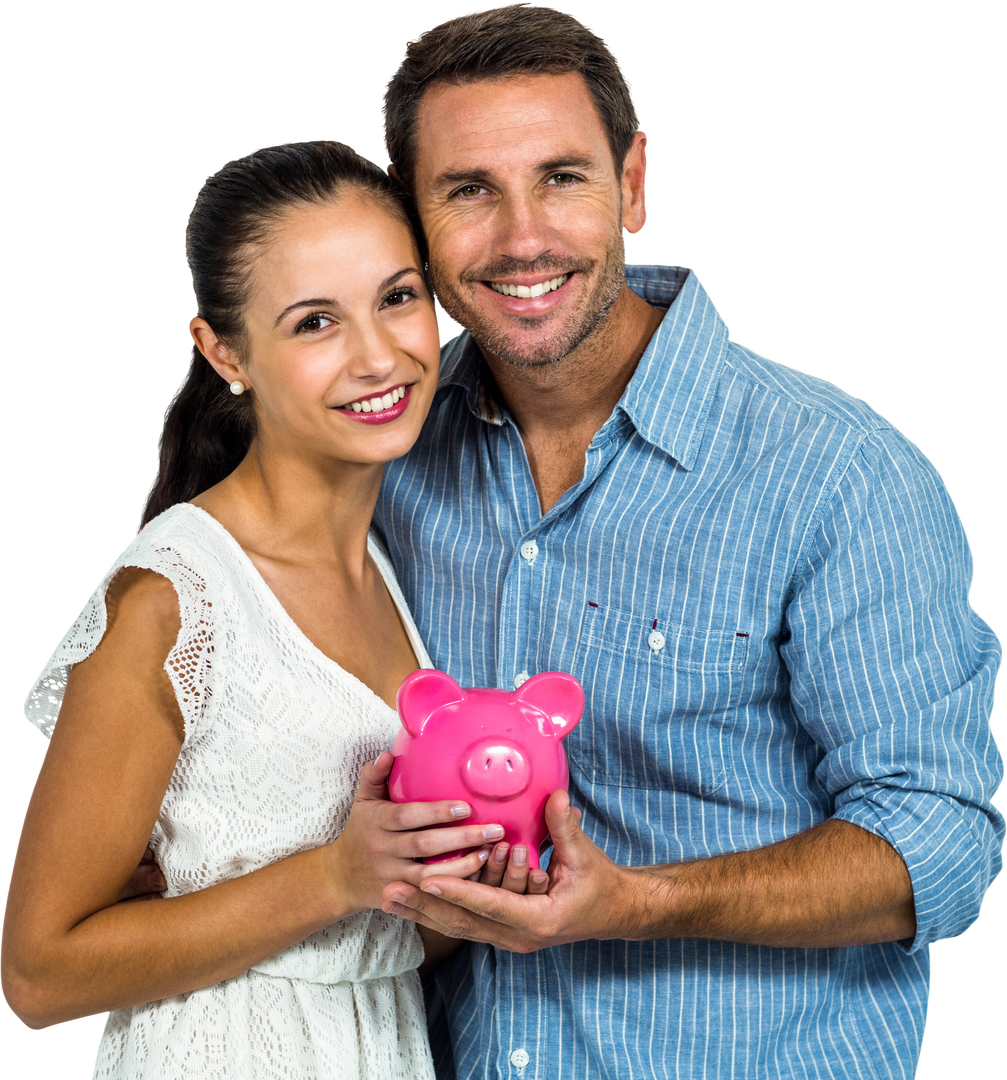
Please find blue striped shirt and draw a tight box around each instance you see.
[374,266,1003,1080]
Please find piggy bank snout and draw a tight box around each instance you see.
[463,739,531,798]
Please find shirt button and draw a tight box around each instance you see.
[520,540,539,562]
[648,630,666,653]
[513,670,531,689]
[509,1048,530,1069]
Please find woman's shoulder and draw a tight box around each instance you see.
[114,502,266,615]
[130,501,226,552]
[24,504,233,740]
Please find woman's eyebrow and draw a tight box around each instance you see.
[273,298,335,327]
[272,269,422,327]
[380,267,424,291]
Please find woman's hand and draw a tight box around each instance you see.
[475,807,584,895]
[326,752,503,914]
[476,842,550,895]
[116,847,166,903]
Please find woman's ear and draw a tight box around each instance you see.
[190,317,248,390]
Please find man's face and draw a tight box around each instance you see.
[412,72,645,368]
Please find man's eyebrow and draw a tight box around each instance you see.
[538,155,596,173]
[272,269,422,327]
[433,156,599,191]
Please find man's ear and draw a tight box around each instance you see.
[621,131,648,235]
[388,164,401,184]
[190,318,247,390]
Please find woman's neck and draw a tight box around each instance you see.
[191,438,384,580]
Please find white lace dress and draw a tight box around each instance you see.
[25,503,436,1080]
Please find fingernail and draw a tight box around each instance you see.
[513,846,528,867]
[423,884,442,896]
[478,847,490,863]
[531,871,548,885]
[386,902,404,915]
[388,890,406,903]
[150,870,167,891]
[483,824,505,840]
[494,843,510,864]
[450,803,471,818]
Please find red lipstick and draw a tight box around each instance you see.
[336,383,412,425]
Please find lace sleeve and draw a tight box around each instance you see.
[24,538,219,744]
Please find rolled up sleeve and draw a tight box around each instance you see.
[783,427,1003,950]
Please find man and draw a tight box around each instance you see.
[369,6,1003,1079]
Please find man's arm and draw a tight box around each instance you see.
[382,790,914,952]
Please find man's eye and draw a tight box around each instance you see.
[547,173,579,186]
[295,313,335,333]
[454,183,487,198]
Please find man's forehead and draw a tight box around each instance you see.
[414,72,610,180]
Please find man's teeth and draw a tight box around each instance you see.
[345,386,406,413]
[489,274,570,299]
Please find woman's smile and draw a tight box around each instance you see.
[336,382,413,423]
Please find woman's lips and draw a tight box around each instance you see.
[337,383,412,425]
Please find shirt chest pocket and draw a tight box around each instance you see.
[568,606,749,794]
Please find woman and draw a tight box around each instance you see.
[1,141,533,1079]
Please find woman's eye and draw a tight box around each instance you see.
[295,313,335,333]
[381,288,417,309]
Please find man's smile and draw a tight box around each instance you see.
[473,270,580,324]
[487,274,570,299]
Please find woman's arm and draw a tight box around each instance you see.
[2,568,495,1028]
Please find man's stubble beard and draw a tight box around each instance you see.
[429,229,627,369]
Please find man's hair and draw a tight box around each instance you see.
[384,4,639,191]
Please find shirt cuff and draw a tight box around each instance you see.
[833,791,1003,953]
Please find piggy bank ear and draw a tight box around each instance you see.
[515,672,583,738]
[396,669,466,736]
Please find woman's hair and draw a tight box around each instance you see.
[140,141,417,528]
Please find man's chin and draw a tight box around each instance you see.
[465,326,586,369]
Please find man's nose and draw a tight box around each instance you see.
[492,192,554,265]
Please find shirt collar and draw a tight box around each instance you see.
[438,330,505,425]
[436,266,730,469]
[617,267,729,470]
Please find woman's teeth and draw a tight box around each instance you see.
[344,386,406,413]
[489,274,570,299]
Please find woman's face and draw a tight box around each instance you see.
[234,191,439,469]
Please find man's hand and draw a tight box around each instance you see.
[116,846,166,903]
[381,790,651,952]
[382,796,917,953]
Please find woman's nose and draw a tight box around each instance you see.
[346,319,399,381]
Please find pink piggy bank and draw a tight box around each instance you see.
[388,669,584,870]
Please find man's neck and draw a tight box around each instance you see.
[481,284,664,513]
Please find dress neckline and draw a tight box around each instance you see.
[168,502,427,715]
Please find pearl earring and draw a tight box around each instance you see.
[229,380,245,396]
